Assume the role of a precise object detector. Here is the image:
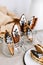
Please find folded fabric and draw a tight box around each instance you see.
[0,11,13,26]
[1,23,14,34]
[0,6,20,19]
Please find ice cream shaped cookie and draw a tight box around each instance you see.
[12,24,20,43]
[19,14,27,32]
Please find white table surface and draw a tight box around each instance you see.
[0,30,43,65]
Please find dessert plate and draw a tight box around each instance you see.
[23,48,40,65]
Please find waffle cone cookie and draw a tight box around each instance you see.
[30,50,43,64]
[37,44,43,48]
[8,43,14,56]
[12,23,20,43]
[34,44,43,54]
[13,35,20,43]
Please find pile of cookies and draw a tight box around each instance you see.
[30,44,43,64]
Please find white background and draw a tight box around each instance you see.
[0,0,43,30]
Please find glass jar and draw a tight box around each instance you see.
[26,28,33,42]
[0,37,3,43]
[0,37,3,52]
[2,38,14,57]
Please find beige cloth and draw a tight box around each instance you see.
[0,11,13,26]
[0,6,20,26]
[0,6,20,19]
[1,23,14,34]
[0,6,8,14]
[0,6,20,34]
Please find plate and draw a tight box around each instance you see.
[23,48,40,65]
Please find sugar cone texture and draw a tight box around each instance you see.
[8,43,14,56]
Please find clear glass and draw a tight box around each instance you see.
[27,30,33,42]
[35,31,43,45]
[21,35,33,52]
[15,31,33,52]
[14,36,23,55]
[36,31,43,42]
[0,37,3,44]
[2,39,14,57]
[32,31,42,45]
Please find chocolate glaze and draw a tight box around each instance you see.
[31,50,39,58]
